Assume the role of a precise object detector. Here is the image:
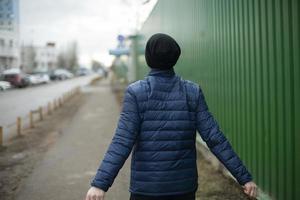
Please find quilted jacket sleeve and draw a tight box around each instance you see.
[196,85,252,185]
[90,86,141,191]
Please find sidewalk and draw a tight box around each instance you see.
[15,78,248,200]
[15,78,129,200]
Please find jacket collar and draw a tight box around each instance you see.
[148,67,175,77]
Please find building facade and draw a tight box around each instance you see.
[0,0,20,72]
[21,42,57,73]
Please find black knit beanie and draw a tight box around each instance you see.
[145,33,181,69]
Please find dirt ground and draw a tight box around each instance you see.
[196,152,250,200]
[0,93,85,200]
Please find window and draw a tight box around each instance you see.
[0,39,4,47]
[9,40,13,47]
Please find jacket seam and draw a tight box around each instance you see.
[131,176,197,183]
[134,157,195,162]
[131,166,196,172]
[134,148,194,152]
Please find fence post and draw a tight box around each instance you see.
[59,98,62,107]
[30,111,34,128]
[53,99,56,110]
[39,107,43,121]
[0,126,3,146]
[47,102,52,115]
[17,117,22,136]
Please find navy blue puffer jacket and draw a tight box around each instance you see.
[91,68,252,196]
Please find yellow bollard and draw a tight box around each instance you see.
[0,126,3,146]
[30,111,34,128]
[47,102,52,115]
[39,107,43,121]
[55,99,57,109]
[53,99,56,110]
[59,98,62,107]
[17,117,22,136]
[62,95,65,103]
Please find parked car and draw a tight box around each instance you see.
[36,72,50,84]
[28,72,50,85]
[0,81,11,91]
[2,68,30,88]
[76,67,92,76]
[28,74,40,85]
[49,69,74,80]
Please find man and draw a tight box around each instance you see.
[86,33,257,200]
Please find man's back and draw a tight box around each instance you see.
[129,68,199,195]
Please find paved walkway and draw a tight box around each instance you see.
[15,78,129,200]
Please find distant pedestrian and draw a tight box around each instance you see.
[85,33,257,200]
[104,69,108,79]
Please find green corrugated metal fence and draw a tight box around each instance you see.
[136,0,300,199]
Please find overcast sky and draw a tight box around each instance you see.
[20,0,157,66]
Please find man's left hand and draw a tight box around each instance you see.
[242,181,257,198]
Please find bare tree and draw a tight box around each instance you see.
[56,41,79,72]
[92,60,105,72]
[67,41,79,72]
[21,44,37,73]
[57,51,66,69]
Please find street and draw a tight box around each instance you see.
[0,75,98,141]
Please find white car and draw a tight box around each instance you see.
[34,73,50,84]
[0,81,11,91]
[51,69,74,80]
[28,73,50,85]
[28,74,40,85]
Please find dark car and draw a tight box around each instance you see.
[2,69,30,88]
[76,67,92,76]
[3,73,30,88]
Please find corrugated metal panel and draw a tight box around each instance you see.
[137,0,300,199]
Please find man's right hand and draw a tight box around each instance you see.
[85,186,105,200]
